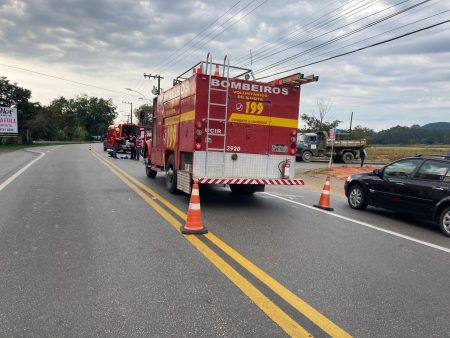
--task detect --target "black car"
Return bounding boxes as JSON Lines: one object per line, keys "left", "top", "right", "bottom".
{"left": 344, "top": 155, "right": 450, "bottom": 237}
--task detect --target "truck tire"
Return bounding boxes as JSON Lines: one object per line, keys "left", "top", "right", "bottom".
{"left": 146, "top": 164, "right": 157, "bottom": 178}
{"left": 342, "top": 152, "right": 355, "bottom": 164}
{"left": 165, "top": 154, "right": 178, "bottom": 194}
{"left": 301, "top": 151, "right": 312, "bottom": 162}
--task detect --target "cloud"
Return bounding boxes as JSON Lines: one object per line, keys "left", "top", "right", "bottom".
{"left": 0, "top": 0, "right": 448, "bottom": 129}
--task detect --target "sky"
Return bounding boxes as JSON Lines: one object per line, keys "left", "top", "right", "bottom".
{"left": 0, "top": 0, "right": 449, "bottom": 131}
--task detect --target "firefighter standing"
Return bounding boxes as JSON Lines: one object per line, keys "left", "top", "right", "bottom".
{"left": 112, "top": 128, "right": 120, "bottom": 158}
{"left": 136, "top": 135, "right": 143, "bottom": 161}
{"left": 130, "top": 134, "right": 137, "bottom": 159}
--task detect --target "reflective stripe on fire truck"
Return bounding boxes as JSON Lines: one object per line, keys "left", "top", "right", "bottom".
{"left": 228, "top": 113, "right": 297, "bottom": 128}
{"left": 180, "top": 110, "right": 195, "bottom": 122}
{"left": 197, "top": 178, "right": 304, "bottom": 185}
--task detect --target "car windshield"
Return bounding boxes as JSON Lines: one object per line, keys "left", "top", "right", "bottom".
{"left": 384, "top": 158, "right": 422, "bottom": 178}
{"left": 297, "top": 134, "right": 306, "bottom": 143}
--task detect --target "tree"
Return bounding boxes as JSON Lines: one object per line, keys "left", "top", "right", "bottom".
{"left": 350, "top": 125, "right": 376, "bottom": 140}
{"left": 299, "top": 113, "right": 341, "bottom": 132}
{"left": 46, "top": 95, "right": 117, "bottom": 141}
{"left": 134, "top": 103, "right": 152, "bottom": 127}
{"left": 316, "top": 97, "right": 332, "bottom": 130}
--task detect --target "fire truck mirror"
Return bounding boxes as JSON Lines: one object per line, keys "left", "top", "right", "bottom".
{"left": 231, "top": 153, "right": 238, "bottom": 161}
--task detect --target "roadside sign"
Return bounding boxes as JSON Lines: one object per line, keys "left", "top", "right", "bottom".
{"left": 329, "top": 128, "right": 336, "bottom": 141}
{"left": 335, "top": 128, "right": 343, "bottom": 134}
{"left": 0, "top": 107, "right": 18, "bottom": 134}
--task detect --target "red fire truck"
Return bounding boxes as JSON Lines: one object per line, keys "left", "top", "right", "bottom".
{"left": 144, "top": 54, "right": 318, "bottom": 194}
{"left": 104, "top": 123, "right": 146, "bottom": 153}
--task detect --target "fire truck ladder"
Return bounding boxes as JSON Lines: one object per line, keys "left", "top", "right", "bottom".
{"left": 204, "top": 53, "right": 230, "bottom": 177}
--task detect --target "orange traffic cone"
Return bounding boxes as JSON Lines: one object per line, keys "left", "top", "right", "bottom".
{"left": 314, "top": 176, "right": 334, "bottom": 211}
{"left": 181, "top": 180, "right": 208, "bottom": 234}
{"left": 214, "top": 64, "right": 220, "bottom": 76}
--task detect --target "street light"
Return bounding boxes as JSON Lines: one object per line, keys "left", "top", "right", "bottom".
{"left": 125, "top": 88, "right": 148, "bottom": 100}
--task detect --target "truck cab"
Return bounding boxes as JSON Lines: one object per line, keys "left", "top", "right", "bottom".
{"left": 296, "top": 132, "right": 327, "bottom": 162}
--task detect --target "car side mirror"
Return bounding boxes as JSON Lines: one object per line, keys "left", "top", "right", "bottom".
{"left": 373, "top": 168, "right": 383, "bottom": 177}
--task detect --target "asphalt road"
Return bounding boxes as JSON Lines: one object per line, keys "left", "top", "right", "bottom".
{"left": 0, "top": 144, "right": 449, "bottom": 337}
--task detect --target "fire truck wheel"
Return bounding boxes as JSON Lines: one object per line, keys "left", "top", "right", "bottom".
{"left": 146, "top": 165, "right": 157, "bottom": 178}
{"left": 165, "top": 155, "right": 178, "bottom": 194}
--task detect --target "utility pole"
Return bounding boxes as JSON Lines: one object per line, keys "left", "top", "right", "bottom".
{"left": 144, "top": 73, "right": 164, "bottom": 95}
{"left": 349, "top": 111, "right": 353, "bottom": 139}
{"left": 122, "top": 101, "right": 133, "bottom": 124}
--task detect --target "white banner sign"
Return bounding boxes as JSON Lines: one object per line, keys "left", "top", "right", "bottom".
{"left": 329, "top": 128, "right": 336, "bottom": 141}
{"left": 0, "top": 107, "right": 18, "bottom": 134}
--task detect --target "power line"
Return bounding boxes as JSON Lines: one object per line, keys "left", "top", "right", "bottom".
{"left": 254, "top": 0, "right": 431, "bottom": 75}
{"left": 156, "top": 0, "right": 265, "bottom": 75}
{"left": 234, "top": 0, "right": 373, "bottom": 65}
{"left": 166, "top": 0, "right": 267, "bottom": 72}
{"left": 0, "top": 63, "right": 138, "bottom": 97}
{"left": 150, "top": 0, "right": 243, "bottom": 72}
{"left": 256, "top": 20, "right": 450, "bottom": 80}
{"left": 256, "top": 5, "right": 447, "bottom": 78}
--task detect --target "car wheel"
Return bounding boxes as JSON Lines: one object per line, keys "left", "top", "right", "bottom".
{"left": 302, "top": 151, "right": 312, "bottom": 162}
{"left": 165, "top": 154, "right": 178, "bottom": 194}
{"left": 438, "top": 206, "right": 450, "bottom": 237}
{"left": 347, "top": 184, "right": 367, "bottom": 210}
{"left": 342, "top": 152, "right": 355, "bottom": 164}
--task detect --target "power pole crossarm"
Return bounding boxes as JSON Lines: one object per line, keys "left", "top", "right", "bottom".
{"left": 144, "top": 73, "right": 164, "bottom": 95}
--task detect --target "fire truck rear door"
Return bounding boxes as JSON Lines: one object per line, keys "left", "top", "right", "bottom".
{"left": 226, "top": 97, "right": 271, "bottom": 154}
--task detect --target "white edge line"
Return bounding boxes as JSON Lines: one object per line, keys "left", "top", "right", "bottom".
{"left": 0, "top": 150, "right": 45, "bottom": 192}
{"left": 263, "top": 192, "right": 450, "bottom": 254}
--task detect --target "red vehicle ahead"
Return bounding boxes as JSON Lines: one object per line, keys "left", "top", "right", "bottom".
{"left": 104, "top": 123, "right": 146, "bottom": 153}
{"left": 144, "top": 54, "right": 318, "bottom": 194}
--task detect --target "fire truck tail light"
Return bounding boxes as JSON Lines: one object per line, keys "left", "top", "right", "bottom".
{"left": 291, "top": 130, "right": 297, "bottom": 136}
{"left": 290, "top": 136, "right": 296, "bottom": 143}
{"left": 290, "top": 143, "right": 296, "bottom": 149}
{"left": 195, "top": 143, "right": 202, "bottom": 150}
{"left": 195, "top": 121, "right": 202, "bottom": 129}
{"left": 290, "top": 148, "right": 296, "bottom": 155}
{"left": 195, "top": 136, "right": 202, "bottom": 144}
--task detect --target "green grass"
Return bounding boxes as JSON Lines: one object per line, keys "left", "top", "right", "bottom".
{"left": 368, "top": 145, "right": 450, "bottom": 162}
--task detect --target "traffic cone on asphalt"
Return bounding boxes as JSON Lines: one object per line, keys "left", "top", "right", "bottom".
{"left": 214, "top": 64, "right": 220, "bottom": 76}
{"left": 314, "top": 176, "right": 334, "bottom": 211}
{"left": 181, "top": 180, "right": 208, "bottom": 234}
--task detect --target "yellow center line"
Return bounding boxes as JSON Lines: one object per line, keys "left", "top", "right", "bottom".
{"left": 91, "top": 149, "right": 352, "bottom": 337}
{"left": 91, "top": 151, "right": 312, "bottom": 338}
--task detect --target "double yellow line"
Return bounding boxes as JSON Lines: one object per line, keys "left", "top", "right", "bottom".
{"left": 90, "top": 149, "right": 351, "bottom": 338}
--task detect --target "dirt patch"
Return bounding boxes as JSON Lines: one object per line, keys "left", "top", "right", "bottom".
{"left": 295, "top": 165, "right": 382, "bottom": 198}
{"left": 311, "top": 165, "right": 382, "bottom": 180}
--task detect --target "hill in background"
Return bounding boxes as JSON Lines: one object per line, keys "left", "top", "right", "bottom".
{"left": 421, "top": 122, "right": 450, "bottom": 130}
